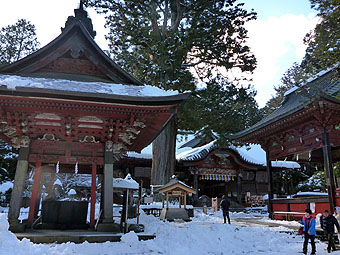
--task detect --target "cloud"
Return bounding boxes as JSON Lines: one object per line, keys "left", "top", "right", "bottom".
{"left": 245, "top": 13, "right": 318, "bottom": 107}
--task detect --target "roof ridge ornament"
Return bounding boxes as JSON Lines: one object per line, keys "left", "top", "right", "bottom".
{"left": 61, "top": 0, "right": 97, "bottom": 38}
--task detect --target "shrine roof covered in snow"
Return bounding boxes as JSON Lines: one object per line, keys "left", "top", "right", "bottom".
{"left": 176, "top": 139, "right": 300, "bottom": 169}
{"left": 232, "top": 66, "right": 340, "bottom": 140}
{"left": 0, "top": 74, "right": 189, "bottom": 105}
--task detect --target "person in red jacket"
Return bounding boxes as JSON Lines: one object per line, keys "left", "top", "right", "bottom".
{"left": 301, "top": 209, "right": 316, "bottom": 255}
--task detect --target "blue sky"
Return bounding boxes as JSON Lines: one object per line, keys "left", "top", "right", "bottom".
{"left": 242, "top": 0, "right": 315, "bottom": 19}
{"left": 0, "top": 0, "right": 318, "bottom": 107}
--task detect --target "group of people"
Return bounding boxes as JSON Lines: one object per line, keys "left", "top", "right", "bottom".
{"left": 301, "top": 208, "right": 340, "bottom": 254}
{"left": 220, "top": 194, "right": 340, "bottom": 254}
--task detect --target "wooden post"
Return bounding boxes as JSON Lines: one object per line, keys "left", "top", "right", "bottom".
{"left": 179, "top": 195, "right": 181, "bottom": 208}
{"left": 166, "top": 192, "right": 169, "bottom": 209}
{"left": 137, "top": 180, "right": 142, "bottom": 225}
{"left": 322, "top": 130, "right": 336, "bottom": 214}
{"left": 184, "top": 193, "right": 187, "bottom": 209}
{"left": 237, "top": 169, "right": 242, "bottom": 204}
{"left": 124, "top": 189, "right": 129, "bottom": 233}
{"left": 193, "top": 170, "right": 198, "bottom": 203}
{"left": 90, "top": 163, "right": 97, "bottom": 228}
{"left": 47, "top": 171, "right": 56, "bottom": 199}
{"left": 162, "top": 194, "right": 165, "bottom": 208}
{"left": 103, "top": 141, "right": 114, "bottom": 223}
{"left": 265, "top": 150, "right": 274, "bottom": 219}
{"left": 8, "top": 146, "right": 30, "bottom": 226}
{"left": 28, "top": 161, "right": 42, "bottom": 227}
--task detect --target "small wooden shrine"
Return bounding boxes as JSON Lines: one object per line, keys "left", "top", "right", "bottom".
{"left": 0, "top": 3, "right": 189, "bottom": 232}
{"left": 155, "top": 177, "right": 196, "bottom": 221}
{"left": 233, "top": 66, "right": 340, "bottom": 217}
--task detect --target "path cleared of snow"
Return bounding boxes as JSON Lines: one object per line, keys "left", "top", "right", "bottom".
{"left": 0, "top": 210, "right": 337, "bottom": 255}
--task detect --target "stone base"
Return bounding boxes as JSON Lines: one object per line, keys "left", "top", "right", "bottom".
{"left": 9, "top": 222, "right": 26, "bottom": 233}
{"left": 96, "top": 222, "right": 121, "bottom": 233}
{"left": 159, "top": 208, "right": 190, "bottom": 221}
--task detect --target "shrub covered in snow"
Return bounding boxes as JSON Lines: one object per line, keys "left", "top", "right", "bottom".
{"left": 297, "top": 171, "right": 325, "bottom": 192}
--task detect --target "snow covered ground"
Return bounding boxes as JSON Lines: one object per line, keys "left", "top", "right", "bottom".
{"left": 0, "top": 209, "right": 337, "bottom": 255}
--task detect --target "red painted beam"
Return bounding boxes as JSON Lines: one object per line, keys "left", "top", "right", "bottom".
{"left": 27, "top": 161, "right": 42, "bottom": 227}
{"left": 29, "top": 154, "right": 104, "bottom": 165}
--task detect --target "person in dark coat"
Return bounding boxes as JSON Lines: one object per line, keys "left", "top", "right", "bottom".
{"left": 220, "top": 195, "right": 231, "bottom": 224}
{"left": 320, "top": 209, "right": 340, "bottom": 253}
{"left": 301, "top": 209, "right": 316, "bottom": 255}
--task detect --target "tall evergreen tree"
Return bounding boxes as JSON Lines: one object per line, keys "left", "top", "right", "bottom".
{"left": 301, "top": 0, "right": 340, "bottom": 75}
{"left": 0, "top": 19, "right": 39, "bottom": 183}
{"left": 86, "top": 0, "right": 259, "bottom": 184}
{"left": 0, "top": 140, "right": 18, "bottom": 182}
{"left": 0, "top": 19, "right": 40, "bottom": 65}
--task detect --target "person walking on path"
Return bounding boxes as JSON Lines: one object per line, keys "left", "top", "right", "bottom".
{"left": 301, "top": 208, "right": 316, "bottom": 255}
{"left": 320, "top": 209, "right": 340, "bottom": 253}
{"left": 220, "top": 195, "right": 231, "bottom": 224}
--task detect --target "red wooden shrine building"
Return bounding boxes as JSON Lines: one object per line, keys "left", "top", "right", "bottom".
{"left": 233, "top": 66, "right": 340, "bottom": 218}
{"left": 0, "top": 4, "right": 189, "bottom": 231}
{"left": 175, "top": 139, "right": 300, "bottom": 205}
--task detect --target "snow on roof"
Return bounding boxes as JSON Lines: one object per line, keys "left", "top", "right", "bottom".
{"left": 292, "top": 191, "right": 328, "bottom": 197}
{"left": 127, "top": 144, "right": 153, "bottom": 159}
{"left": 176, "top": 140, "right": 216, "bottom": 161}
{"left": 113, "top": 174, "right": 139, "bottom": 190}
{"left": 305, "top": 64, "right": 338, "bottom": 83}
{"left": 232, "top": 144, "right": 300, "bottom": 169}
{"left": 176, "top": 141, "right": 300, "bottom": 169}
{"left": 0, "top": 181, "right": 13, "bottom": 193}
{"left": 0, "top": 74, "right": 180, "bottom": 97}
{"left": 283, "top": 86, "right": 299, "bottom": 97}
{"left": 125, "top": 132, "right": 300, "bottom": 169}
{"left": 126, "top": 133, "right": 196, "bottom": 160}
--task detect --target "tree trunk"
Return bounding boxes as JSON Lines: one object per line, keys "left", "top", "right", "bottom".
{"left": 151, "top": 118, "right": 176, "bottom": 185}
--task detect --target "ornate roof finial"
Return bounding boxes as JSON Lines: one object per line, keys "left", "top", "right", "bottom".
{"left": 61, "top": 0, "right": 97, "bottom": 38}
{"left": 79, "top": 0, "right": 84, "bottom": 10}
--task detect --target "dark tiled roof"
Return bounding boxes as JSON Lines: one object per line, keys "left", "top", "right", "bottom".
{"left": 233, "top": 67, "right": 340, "bottom": 139}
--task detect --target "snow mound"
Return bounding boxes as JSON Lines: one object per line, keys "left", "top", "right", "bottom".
{"left": 113, "top": 174, "right": 139, "bottom": 190}
{"left": 68, "top": 189, "right": 77, "bottom": 196}
{"left": 0, "top": 213, "right": 23, "bottom": 249}
{"left": 120, "top": 231, "right": 139, "bottom": 245}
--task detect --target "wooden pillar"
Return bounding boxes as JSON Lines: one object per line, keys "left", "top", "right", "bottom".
{"left": 193, "top": 169, "right": 199, "bottom": 203}
{"left": 47, "top": 171, "right": 56, "bottom": 199}
{"left": 162, "top": 194, "right": 165, "bottom": 208}
{"left": 224, "top": 181, "right": 229, "bottom": 197}
{"left": 8, "top": 146, "right": 30, "bottom": 226}
{"left": 265, "top": 150, "right": 274, "bottom": 219}
{"left": 184, "top": 194, "right": 187, "bottom": 209}
{"left": 322, "top": 130, "right": 336, "bottom": 214}
{"left": 179, "top": 195, "right": 181, "bottom": 208}
{"left": 237, "top": 170, "right": 242, "bottom": 204}
{"left": 124, "top": 189, "right": 129, "bottom": 233}
{"left": 90, "top": 163, "right": 97, "bottom": 228}
{"left": 103, "top": 141, "right": 114, "bottom": 223}
{"left": 98, "top": 174, "right": 104, "bottom": 218}
{"left": 28, "top": 161, "right": 42, "bottom": 227}
{"left": 166, "top": 192, "right": 169, "bottom": 209}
